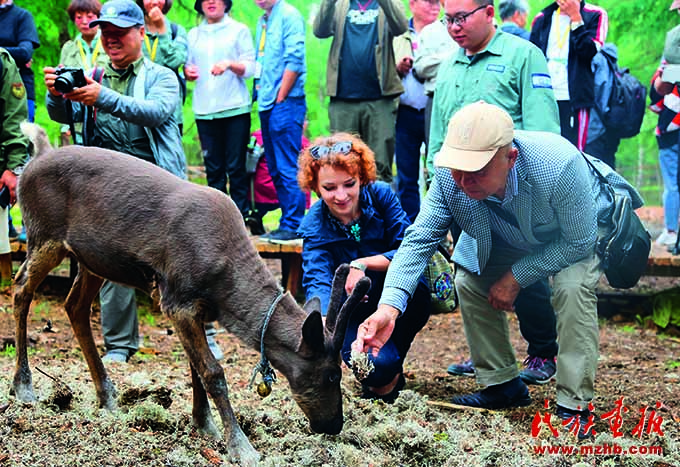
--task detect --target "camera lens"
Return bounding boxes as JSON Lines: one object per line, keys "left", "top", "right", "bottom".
{"left": 54, "top": 74, "right": 75, "bottom": 94}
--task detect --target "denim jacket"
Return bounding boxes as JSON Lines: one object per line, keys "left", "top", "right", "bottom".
{"left": 297, "top": 181, "right": 413, "bottom": 313}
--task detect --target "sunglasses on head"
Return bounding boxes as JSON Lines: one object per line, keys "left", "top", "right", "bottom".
{"left": 309, "top": 141, "right": 353, "bottom": 160}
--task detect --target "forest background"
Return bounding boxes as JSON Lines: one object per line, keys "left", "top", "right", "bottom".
{"left": 22, "top": 0, "right": 679, "bottom": 204}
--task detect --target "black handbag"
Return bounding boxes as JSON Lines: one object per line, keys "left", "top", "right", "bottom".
{"left": 582, "top": 154, "right": 651, "bottom": 289}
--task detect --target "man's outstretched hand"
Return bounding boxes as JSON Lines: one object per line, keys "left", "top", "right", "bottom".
{"left": 352, "top": 304, "right": 400, "bottom": 357}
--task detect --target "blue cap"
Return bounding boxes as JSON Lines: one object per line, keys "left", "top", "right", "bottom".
{"left": 90, "top": 0, "right": 144, "bottom": 28}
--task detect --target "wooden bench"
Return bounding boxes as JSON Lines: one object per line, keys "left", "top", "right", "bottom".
{"left": 1, "top": 237, "right": 303, "bottom": 297}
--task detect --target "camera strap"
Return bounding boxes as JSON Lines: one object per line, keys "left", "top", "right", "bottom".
{"left": 83, "top": 66, "right": 106, "bottom": 146}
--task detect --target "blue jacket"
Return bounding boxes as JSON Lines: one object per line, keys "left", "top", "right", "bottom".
{"left": 298, "top": 181, "right": 413, "bottom": 313}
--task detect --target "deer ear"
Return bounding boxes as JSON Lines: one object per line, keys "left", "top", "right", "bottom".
{"left": 299, "top": 309, "right": 326, "bottom": 356}
{"left": 303, "top": 296, "right": 321, "bottom": 315}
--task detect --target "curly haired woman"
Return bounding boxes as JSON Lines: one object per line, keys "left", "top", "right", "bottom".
{"left": 297, "top": 132, "right": 431, "bottom": 403}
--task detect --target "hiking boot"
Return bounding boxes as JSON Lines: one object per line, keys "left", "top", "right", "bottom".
{"left": 266, "top": 228, "right": 300, "bottom": 244}
{"left": 655, "top": 229, "right": 677, "bottom": 247}
{"left": 556, "top": 405, "right": 594, "bottom": 440}
{"left": 447, "top": 359, "right": 475, "bottom": 377}
{"left": 520, "top": 356, "right": 556, "bottom": 385}
{"left": 450, "top": 377, "right": 531, "bottom": 409}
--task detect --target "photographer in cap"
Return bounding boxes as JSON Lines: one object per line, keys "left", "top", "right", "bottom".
{"left": 42, "top": 0, "right": 195, "bottom": 363}
{"left": 353, "top": 101, "right": 642, "bottom": 438}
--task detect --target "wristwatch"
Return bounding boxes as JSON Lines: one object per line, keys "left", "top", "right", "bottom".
{"left": 349, "top": 260, "right": 367, "bottom": 272}
{"left": 570, "top": 20, "right": 584, "bottom": 31}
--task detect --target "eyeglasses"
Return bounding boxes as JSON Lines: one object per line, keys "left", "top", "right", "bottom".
{"left": 309, "top": 141, "right": 352, "bottom": 160}
{"left": 445, "top": 4, "right": 487, "bottom": 27}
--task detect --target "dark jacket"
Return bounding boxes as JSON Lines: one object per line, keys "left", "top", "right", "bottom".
{"left": 297, "top": 181, "right": 415, "bottom": 313}
{"left": 530, "top": 1, "right": 608, "bottom": 109}
{"left": 0, "top": 4, "right": 39, "bottom": 100}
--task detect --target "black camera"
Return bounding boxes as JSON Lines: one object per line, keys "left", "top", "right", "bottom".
{"left": 54, "top": 67, "right": 87, "bottom": 94}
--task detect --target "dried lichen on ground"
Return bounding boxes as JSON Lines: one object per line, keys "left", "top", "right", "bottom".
{"left": 349, "top": 348, "right": 375, "bottom": 381}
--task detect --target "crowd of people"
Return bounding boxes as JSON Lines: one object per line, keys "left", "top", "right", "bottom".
{"left": 0, "top": 0, "right": 677, "bottom": 441}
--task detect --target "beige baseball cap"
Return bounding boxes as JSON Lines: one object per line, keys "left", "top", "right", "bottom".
{"left": 434, "top": 101, "right": 514, "bottom": 172}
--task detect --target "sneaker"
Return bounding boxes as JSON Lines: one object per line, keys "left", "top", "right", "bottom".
{"left": 450, "top": 377, "right": 531, "bottom": 409}
{"left": 520, "top": 356, "right": 556, "bottom": 385}
{"left": 102, "top": 349, "right": 129, "bottom": 363}
{"left": 266, "top": 228, "right": 300, "bottom": 244}
{"left": 655, "top": 229, "right": 677, "bottom": 246}
{"left": 556, "top": 405, "right": 594, "bottom": 440}
{"left": 447, "top": 359, "right": 475, "bottom": 377}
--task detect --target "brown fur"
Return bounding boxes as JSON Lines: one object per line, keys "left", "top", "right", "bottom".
{"left": 11, "top": 128, "right": 370, "bottom": 465}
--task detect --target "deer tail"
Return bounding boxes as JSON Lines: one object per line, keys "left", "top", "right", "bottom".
{"left": 20, "top": 122, "right": 53, "bottom": 158}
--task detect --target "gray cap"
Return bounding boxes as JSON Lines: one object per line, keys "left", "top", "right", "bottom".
{"left": 90, "top": 0, "right": 144, "bottom": 28}
{"left": 663, "top": 25, "right": 680, "bottom": 83}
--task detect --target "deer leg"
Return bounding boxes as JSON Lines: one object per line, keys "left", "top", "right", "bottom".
{"left": 190, "top": 363, "right": 220, "bottom": 438}
{"left": 12, "top": 244, "right": 67, "bottom": 402}
{"left": 63, "top": 268, "right": 114, "bottom": 410}
{"left": 171, "top": 312, "right": 260, "bottom": 467}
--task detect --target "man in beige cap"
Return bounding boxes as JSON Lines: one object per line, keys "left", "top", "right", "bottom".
{"left": 352, "top": 101, "right": 642, "bottom": 438}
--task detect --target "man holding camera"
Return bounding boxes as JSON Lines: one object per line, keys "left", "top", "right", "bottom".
{"left": 44, "top": 0, "right": 187, "bottom": 363}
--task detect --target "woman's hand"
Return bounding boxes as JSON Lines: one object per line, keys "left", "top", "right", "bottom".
{"left": 184, "top": 64, "right": 199, "bottom": 81}
{"left": 345, "top": 266, "right": 367, "bottom": 299}
{"left": 211, "top": 60, "right": 232, "bottom": 76}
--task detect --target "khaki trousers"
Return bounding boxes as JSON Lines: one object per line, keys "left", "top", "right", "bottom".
{"left": 455, "top": 245, "right": 602, "bottom": 411}
{"left": 329, "top": 97, "right": 398, "bottom": 183}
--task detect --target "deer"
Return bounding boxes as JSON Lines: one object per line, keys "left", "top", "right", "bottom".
{"left": 11, "top": 124, "right": 371, "bottom": 466}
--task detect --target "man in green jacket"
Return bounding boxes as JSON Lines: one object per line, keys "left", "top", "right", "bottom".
{"left": 313, "top": 0, "right": 408, "bottom": 183}
{"left": 427, "top": 0, "right": 560, "bottom": 179}
{"left": 0, "top": 47, "right": 29, "bottom": 257}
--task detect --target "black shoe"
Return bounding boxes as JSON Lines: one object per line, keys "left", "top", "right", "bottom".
{"left": 244, "top": 216, "right": 265, "bottom": 236}
{"left": 447, "top": 359, "right": 475, "bottom": 377}
{"left": 361, "top": 373, "right": 406, "bottom": 404}
{"left": 450, "top": 377, "right": 531, "bottom": 409}
{"left": 556, "top": 405, "right": 594, "bottom": 440}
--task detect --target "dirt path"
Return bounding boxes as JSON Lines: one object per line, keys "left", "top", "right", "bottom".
{"left": 0, "top": 284, "right": 678, "bottom": 466}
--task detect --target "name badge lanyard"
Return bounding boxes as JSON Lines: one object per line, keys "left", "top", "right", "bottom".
{"left": 144, "top": 35, "right": 159, "bottom": 62}
{"left": 77, "top": 36, "right": 102, "bottom": 69}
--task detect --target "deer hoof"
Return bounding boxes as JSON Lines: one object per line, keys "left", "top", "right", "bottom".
{"left": 228, "top": 440, "right": 260, "bottom": 467}
{"left": 11, "top": 383, "right": 36, "bottom": 403}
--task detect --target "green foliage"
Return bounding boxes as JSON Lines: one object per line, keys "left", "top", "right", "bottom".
{"left": 0, "top": 344, "right": 16, "bottom": 358}
{"left": 18, "top": 0, "right": 678, "bottom": 195}
{"left": 652, "top": 289, "right": 680, "bottom": 329}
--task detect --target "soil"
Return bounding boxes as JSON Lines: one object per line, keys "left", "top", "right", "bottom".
{"left": 0, "top": 209, "right": 678, "bottom": 466}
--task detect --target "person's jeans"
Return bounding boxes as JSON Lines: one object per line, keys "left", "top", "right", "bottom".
{"left": 341, "top": 273, "right": 431, "bottom": 388}
{"left": 196, "top": 113, "right": 251, "bottom": 216}
{"left": 515, "top": 278, "right": 558, "bottom": 358}
{"left": 259, "top": 98, "right": 306, "bottom": 231}
{"left": 395, "top": 105, "right": 426, "bottom": 223}
{"left": 659, "top": 143, "right": 680, "bottom": 232}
